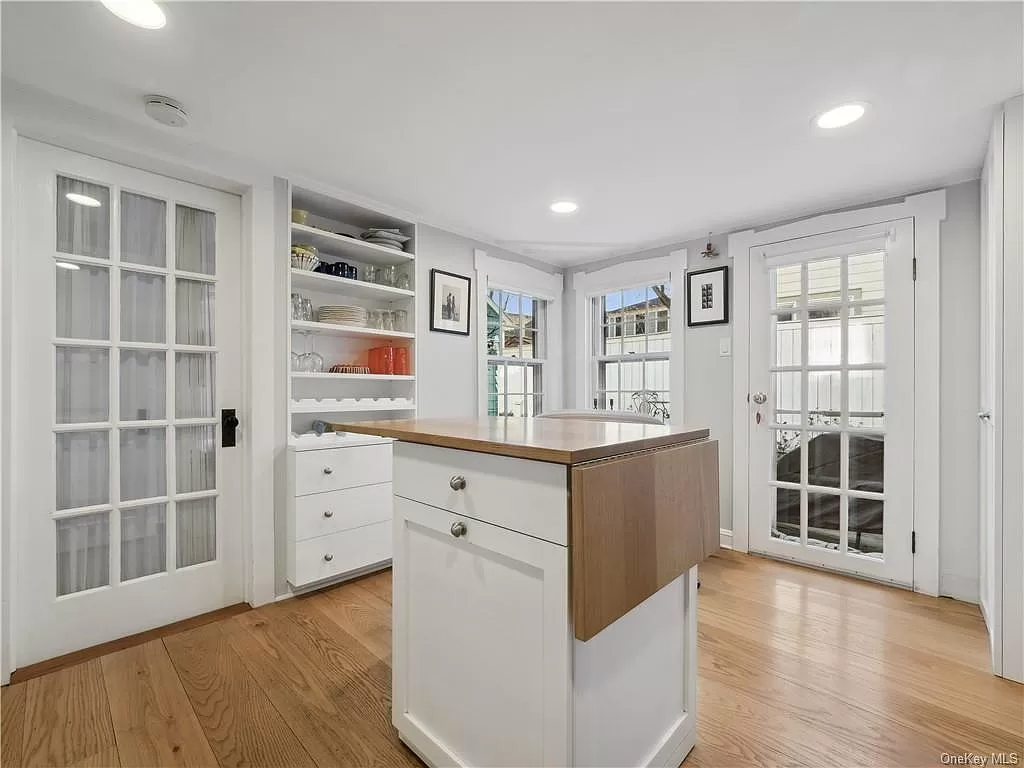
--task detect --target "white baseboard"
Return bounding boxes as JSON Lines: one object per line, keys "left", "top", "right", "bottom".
{"left": 939, "top": 573, "right": 980, "bottom": 605}
{"left": 720, "top": 529, "right": 733, "bottom": 549}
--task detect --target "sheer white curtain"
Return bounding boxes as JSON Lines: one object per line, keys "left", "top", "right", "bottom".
{"left": 121, "top": 504, "right": 166, "bottom": 580}
{"left": 121, "top": 271, "right": 165, "bottom": 343}
{"left": 57, "top": 347, "right": 109, "bottom": 423}
{"left": 56, "top": 513, "right": 109, "bottom": 596}
{"left": 175, "top": 205, "right": 215, "bottom": 274}
{"left": 121, "top": 192, "right": 165, "bottom": 267}
{"left": 120, "top": 428, "right": 166, "bottom": 502}
{"left": 176, "top": 353, "right": 215, "bottom": 418}
{"left": 120, "top": 350, "right": 165, "bottom": 421}
{"left": 57, "top": 177, "right": 110, "bottom": 259}
{"left": 177, "top": 498, "right": 216, "bottom": 567}
{"left": 56, "top": 432, "right": 109, "bottom": 511}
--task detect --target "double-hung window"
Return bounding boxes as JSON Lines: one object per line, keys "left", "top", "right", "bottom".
{"left": 486, "top": 289, "right": 548, "bottom": 416}
{"left": 591, "top": 284, "right": 672, "bottom": 422}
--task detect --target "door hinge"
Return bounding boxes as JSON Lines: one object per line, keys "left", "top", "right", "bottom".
{"left": 912, "top": 257, "right": 918, "bottom": 281}
{"left": 911, "top": 530, "right": 916, "bottom": 554}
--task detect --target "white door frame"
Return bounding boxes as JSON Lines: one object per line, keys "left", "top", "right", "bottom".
{"left": 729, "top": 190, "right": 946, "bottom": 596}
{"left": 1, "top": 85, "right": 279, "bottom": 682}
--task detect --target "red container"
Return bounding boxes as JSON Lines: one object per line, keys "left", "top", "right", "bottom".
{"left": 368, "top": 347, "right": 382, "bottom": 374}
{"left": 394, "top": 347, "right": 410, "bottom": 376}
{"left": 381, "top": 344, "right": 395, "bottom": 375}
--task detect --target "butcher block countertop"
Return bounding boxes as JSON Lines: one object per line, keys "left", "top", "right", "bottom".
{"left": 332, "top": 417, "right": 710, "bottom": 465}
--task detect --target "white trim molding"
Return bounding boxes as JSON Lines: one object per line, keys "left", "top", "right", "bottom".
{"left": 569, "top": 250, "right": 687, "bottom": 422}
{"left": 729, "top": 190, "right": 946, "bottom": 597}
{"left": 474, "top": 249, "right": 564, "bottom": 416}
{"left": 719, "top": 529, "right": 733, "bottom": 550}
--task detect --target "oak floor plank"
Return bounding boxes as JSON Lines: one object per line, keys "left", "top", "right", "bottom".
{"left": 100, "top": 639, "right": 216, "bottom": 767}
{"left": 20, "top": 659, "right": 119, "bottom": 768}
{"left": 222, "top": 604, "right": 416, "bottom": 767}
{"left": 1, "top": 680, "right": 27, "bottom": 768}
{"left": 355, "top": 569, "right": 393, "bottom": 605}
{"left": 163, "top": 623, "right": 315, "bottom": 768}
{"left": 311, "top": 582, "right": 392, "bottom": 663}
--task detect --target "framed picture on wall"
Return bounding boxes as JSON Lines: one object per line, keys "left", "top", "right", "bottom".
{"left": 430, "top": 268, "right": 472, "bottom": 335}
{"left": 686, "top": 265, "right": 729, "bottom": 327}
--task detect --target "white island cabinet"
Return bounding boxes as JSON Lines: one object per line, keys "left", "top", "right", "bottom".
{"left": 337, "top": 417, "right": 721, "bottom": 768}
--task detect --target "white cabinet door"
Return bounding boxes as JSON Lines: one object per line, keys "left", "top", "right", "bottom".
{"left": 392, "top": 497, "right": 570, "bottom": 767}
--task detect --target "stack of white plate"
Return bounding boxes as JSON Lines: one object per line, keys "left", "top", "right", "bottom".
{"left": 318, "top": 305, "right": 367, "bottom": 327}
{"left": 361, "top": 228, "right": 411, "bottom": 251}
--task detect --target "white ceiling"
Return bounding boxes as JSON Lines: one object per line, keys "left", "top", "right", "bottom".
{"left": 3, "top": 2, "right": 1021, "bottom": 266}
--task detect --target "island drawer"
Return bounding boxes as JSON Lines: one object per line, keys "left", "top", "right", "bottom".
{"left": 293, "top": 443, "right": 393, "bottom": 496}
{"left": 393, "top": 442, "right": 567, "bottom": 545}
{"left": 293, "top": 483, "right": 393, "bottom": 541}
{"left": 288, "top": 520, "right": 392, "bottom": 587}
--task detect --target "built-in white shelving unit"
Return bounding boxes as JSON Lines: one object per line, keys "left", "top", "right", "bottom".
{"left": 280, "top": 179, "right": 418, "bottom": 589}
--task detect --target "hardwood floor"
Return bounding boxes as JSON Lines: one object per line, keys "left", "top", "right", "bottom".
{"left": 2, "top": 551, "right": 1021, "bottom": 767}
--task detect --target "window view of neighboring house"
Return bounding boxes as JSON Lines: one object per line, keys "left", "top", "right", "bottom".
{"left": 486, "top": 289, "right": 547, "bottom": 416}
{"left": 591, "top": 284, "right": 671, "bottom": 422}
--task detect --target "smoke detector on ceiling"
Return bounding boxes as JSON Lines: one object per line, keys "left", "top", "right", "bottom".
{"left": 144, "top": 95, "right": 189, "bottom": 128}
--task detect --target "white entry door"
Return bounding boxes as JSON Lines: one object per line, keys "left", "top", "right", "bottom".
{"left": 13, "top": 138, "right": 244, "bottom": 667}
{"left": 747, "top": 220, "right": 915, "bottom": 586}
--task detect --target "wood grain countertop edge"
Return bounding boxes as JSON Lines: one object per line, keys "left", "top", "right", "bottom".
{"left": 332, "top": 421, "right": 711, "bottom": 465}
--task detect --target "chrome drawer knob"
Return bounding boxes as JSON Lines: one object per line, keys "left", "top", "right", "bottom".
{"left": 323, "top": 510, "right": 334, "bottom": 518}
{"left": 322, "top": 466, "right": 334, "bottom": 475}
{"left": 450, "top": 521, "right": 467, "bottom": 538}
{"left": 323, "top": 553, "right": 334, "bottom": 562}
{"left": 449, "top": 474, "right": 467, "bottom": 491}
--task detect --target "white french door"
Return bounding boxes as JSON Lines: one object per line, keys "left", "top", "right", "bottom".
{"left": 747, "top": 220, "right": 915, "bottom": 586}
{"left": 13, "top": 139, "right": 244, "bottom": 667}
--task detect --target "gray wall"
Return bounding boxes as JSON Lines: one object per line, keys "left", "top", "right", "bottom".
{"left": 939, "top": 180, "right": 981, "bottom": 601}
{"left": 562, "top": 235, "right": 735, "bottom": 533}
{"left": 562, "top": 182, "right": 982, "bottom": 602}
{"left": 415, "top": 225, "right": 558, "bottom": 418}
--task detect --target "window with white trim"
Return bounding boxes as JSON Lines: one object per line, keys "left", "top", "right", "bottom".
{"left": 591, "top": 283, "right": 672, "bottom": 422}
{"left": 486, "top": 289, "right": 548, "bottom": 416}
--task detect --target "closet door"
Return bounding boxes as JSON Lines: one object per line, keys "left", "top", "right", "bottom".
{"left": 13, "top": 138, "right": 244, "bottom": 667}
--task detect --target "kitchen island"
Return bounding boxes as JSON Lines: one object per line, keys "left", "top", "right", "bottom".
{"left": 334, "top": 417, "right": 720, "bottom": 768}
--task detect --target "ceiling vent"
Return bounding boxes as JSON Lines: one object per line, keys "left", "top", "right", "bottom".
{"left": 143, "top": 95, "right": 188, "bottom": 127}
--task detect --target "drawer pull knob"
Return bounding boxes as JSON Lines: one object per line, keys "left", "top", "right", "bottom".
{"left": 323, "top": 510, "right": 334, "bottom": 518}
{"left": 449, "top": 475, "right": 467, "bottom": 491}
{"left": 322, "top": 466, "right": 334, "bottom": 476}
{"left": 323, "top": 553, "right": 334, "bottom": 562}
{"left": 450, "top": 521, "right": 467, "bottom": 538}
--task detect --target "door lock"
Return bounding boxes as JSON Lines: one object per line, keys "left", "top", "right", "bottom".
{"left": 751, "top": 392, "right": 768, "bottom": 405}
{"left": 221, "top": 408, "right": 239, "bottom": 448}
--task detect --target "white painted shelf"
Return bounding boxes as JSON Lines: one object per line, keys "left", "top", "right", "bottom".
{"left": 291, "top": 372, "right": 415, "bottom": 381}
{"left": 292, "top": 223, "right": 415, "bottom": 266}
{"left": 290, "top": 398, "right": 416, "bottom": 414}
{"left": 291, "top": 320, "right": 416, "bottom": 341}
{"left": 290, "top": 268, "right": 414, "bottom": 300}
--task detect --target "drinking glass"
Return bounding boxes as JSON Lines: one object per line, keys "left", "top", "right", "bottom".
{"left": 395, "top": 272, "right": 411, "bottom": 291}
{"left": 291, "top": 293, "right": 304, "bottom": 321}
{"left": 367, "top": 309, "right": 382, "bottom": 329}
{"left": 393, "top": 310, "right": 408, "bottom": 332}
{"left": 302, "top": 298, "right": 314, "bottom": 322}
{"left": 364, "top": 266, "right": 380, "bottom": 284}
{"left": 381, "top": 310, "right": 395, "bottom": 332}
{"left": 380, "top": 265, "right": 398, "bottom": 287}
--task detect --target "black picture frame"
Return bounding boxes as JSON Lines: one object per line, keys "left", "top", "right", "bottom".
{"left": 686, "top": 265, "right": 730, "bottom": 327}
{"left": 429, "top": 268, "right": 472, "bottom": 336}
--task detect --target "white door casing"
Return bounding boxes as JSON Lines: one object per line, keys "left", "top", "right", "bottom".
{"left": 746, "top": 221, "right": 915, "bottom": 585}
{"left": 730, "top": 190, "right": 945, "bottom": 596}
{"left": 12, "top": 138, "right": 244, "bottom": 667}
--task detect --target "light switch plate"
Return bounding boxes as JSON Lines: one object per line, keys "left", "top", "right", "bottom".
{"left": 719, "top": 337, "right": 732, "bottom": 357}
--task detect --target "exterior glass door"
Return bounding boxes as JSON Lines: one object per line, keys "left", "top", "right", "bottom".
{"left": 748, "top": 221, "right": 915, "bottom": 585}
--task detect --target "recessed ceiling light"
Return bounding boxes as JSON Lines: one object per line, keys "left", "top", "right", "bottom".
{"left": 815, "top": 103, "right": 867, "bottom": 130}
{"left": 550, "top": 201, "right": 578, "bottom": 214}
{"left": 65, "top": 192, "right": 102, "bottom": 207}
{"left": 101, "top": 0, "right": 166, "bottom": 30}
{"left": 56, "top": 261, "right": 81, "bottom": 271}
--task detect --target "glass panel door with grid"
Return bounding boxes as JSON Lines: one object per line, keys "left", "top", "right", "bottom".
{"left": 14, "top": 139, "right": 243, "bottom": 667}
{"left": 747, "top": 221, "right": 915, "bottom": 586}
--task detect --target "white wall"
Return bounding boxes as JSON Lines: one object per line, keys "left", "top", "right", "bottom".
{"left": 415, "top": 225, "right": 559, "bottom": 418}
{"left": 939, "top": 180, "right": 982, "bottom": 601}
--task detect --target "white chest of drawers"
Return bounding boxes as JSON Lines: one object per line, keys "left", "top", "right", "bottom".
{"left": 286, "top": 439, "right": 394, "bottom": 587}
